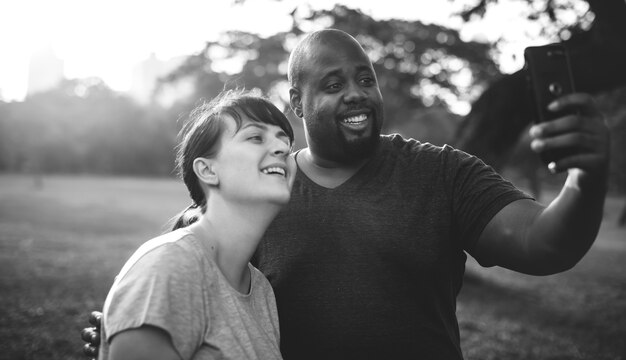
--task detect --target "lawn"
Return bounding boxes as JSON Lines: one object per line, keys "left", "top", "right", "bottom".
{"left": 458, "top": 190, "right": 626, "bottom": 360}
{"left": 0, "top": 174, "right": 624, "bottom": 360}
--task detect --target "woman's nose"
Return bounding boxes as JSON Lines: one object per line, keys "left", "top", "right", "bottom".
{"left": 270, "top": 137, "right": 290, "bottom": 156}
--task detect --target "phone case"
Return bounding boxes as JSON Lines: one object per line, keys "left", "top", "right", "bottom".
{"left": 524, "top": 44, "right": 577, "bottom": 164}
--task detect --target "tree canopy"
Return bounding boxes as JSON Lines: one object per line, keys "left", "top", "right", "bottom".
{"left": 456, "top": 0, "right": 626, "bottom": 163}
{"left": 1, "top": 0, "right": 624, "bottom": 197}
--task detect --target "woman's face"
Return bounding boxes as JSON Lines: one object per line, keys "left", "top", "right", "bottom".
{"left": 210, "top": 114, "right": 296, "bottom": 205}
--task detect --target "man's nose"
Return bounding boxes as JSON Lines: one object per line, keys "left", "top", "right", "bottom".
{"left": 344, "top": 81, "right": 367, "bottom": 103}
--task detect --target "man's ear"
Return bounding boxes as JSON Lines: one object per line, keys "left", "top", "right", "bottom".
{"left": 289, "top": 87, "right": 303, "bottom": 118}
{"left": 193, "top": 158, "right": 219, "bottom": 186}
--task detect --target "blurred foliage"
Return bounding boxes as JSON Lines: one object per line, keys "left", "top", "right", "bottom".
{"left": 0, "top": 1, "right": 624, "bottom": 197}
{"left": 456, "top": 0, "right": 595, "bottom": 37}
{"left": 454, "top": 0, "right": 626, "bottom": 199}
{"left": 0, "top": 79, "right": 178, "bottom": 175}
{"left": 2, "top": 4, "right": 499, "bottom": 176}
{"left": 164, "top": 4, "right": 499, "bottom": 132}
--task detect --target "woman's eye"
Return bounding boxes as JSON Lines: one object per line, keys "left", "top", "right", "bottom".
{"left": 248, "top": 135, "right": 263, "bottom": 142}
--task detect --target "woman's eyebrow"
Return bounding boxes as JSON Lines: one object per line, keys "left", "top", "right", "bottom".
{"left": 241, "top": 122, "right": 290, "bottom": 141}
{"left": 241, "top": 123, "right": 267, "bottom": 131}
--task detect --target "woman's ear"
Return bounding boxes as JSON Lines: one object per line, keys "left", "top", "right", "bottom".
{"left": 193, "top": 158, "right": 219, "bottom": 186}
{"left": 289, "top": 87, "right": 303, "bottom": 118}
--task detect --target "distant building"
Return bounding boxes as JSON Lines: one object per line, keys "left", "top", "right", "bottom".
{"left": 27, "top": 47, "right": 64, "bottom": 96}
{"left": 130, "top": 53, "right": 193, "bottom": 106}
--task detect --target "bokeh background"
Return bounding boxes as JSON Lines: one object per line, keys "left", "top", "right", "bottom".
{"left": 1, "top": 1, "right": 625, "bottom": 359}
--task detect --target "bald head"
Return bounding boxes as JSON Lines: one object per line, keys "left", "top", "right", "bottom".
{"left": 287, "top": 29, "right": 369, "bottom": 89}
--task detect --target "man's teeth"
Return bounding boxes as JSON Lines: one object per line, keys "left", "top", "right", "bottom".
{"left": 262, "top": 167, "right": 286, "bottom": 176}
{"left": 344, "top": 114, "right": 367, "bottom": 124}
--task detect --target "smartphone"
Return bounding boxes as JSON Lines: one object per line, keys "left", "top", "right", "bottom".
{"left": 524, "top": 43, "right": 576, "bottom": 165}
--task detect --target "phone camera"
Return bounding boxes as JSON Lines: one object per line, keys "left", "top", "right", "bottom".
{"left": 549, "top": 82, "right": 563, "bottom": 96}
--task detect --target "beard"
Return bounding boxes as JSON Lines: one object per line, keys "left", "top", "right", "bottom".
{"left": 339, "top": 126, "right": 380, "bottom": 162}
{"left": 304, "top": 115, "right": 382, "bottom": 165}
{"left": 303, "top": 97, "right": 384, "bottom": 164}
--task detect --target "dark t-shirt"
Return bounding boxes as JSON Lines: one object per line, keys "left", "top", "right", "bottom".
{"left": 254, "top": 135, "right": 532, "bottom": 359}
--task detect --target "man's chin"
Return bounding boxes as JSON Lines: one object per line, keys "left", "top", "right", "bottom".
{"left": 343, "top": 134, "right": 379, "bottom": 161}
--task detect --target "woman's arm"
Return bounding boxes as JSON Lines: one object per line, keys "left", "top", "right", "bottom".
{"left": 109, "top": 325, "right": 182, "bottom": 360}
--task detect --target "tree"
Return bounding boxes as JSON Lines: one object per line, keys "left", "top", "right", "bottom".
{"left": 453, "top": 0, "right": 626, "bottom": 222}
{"left": 455, "top": 0, "right": 626, "bottom": 174}
{"left": 161, "top": 4, "right": 498, "bottom": 142}
{"left": 162, "top": 2, "right": 624, "bottom": 194}
{"left": 0, "top": 79, "right": 177, "bottom": 175}
{"left": 291, "top": 5, "right": 499, "bottom": 133}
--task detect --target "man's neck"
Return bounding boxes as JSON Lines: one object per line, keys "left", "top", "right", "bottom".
{"left": 296, "top": 148, "right": 369, "bottom": 189}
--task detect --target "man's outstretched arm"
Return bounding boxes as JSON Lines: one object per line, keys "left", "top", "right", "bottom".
{"left": 473, "top": 93, "right": 610, "bottom": 275}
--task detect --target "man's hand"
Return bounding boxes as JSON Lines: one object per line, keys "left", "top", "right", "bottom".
{"left": 529, "top": 92, "right": 610, "bottom": 181}
{"left": 81, "top": 311, "right": 102, "bottom": 359}
{"left": 475, "top": 92, "right": 610, "bottom": 275}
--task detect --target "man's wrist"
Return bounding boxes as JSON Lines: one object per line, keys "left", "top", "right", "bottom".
{"left": 565, "top": 168, "right": 608, "bottom": 196}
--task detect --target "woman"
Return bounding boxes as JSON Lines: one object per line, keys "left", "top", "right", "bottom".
{"left": 98, "top": 89, "right": 295, "bottom": 360}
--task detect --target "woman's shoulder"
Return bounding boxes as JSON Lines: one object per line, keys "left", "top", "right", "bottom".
{"left": 117, "top": 229, "right": 201, "bottom": 280}
{"left": 135, "top": 229, "right": 195, "bottom": 259}
{"left": 249, "top": 264, "right": 269, "bottom": 285}
{"left": 249, "top": 264, "right": 275, "bottom": 295}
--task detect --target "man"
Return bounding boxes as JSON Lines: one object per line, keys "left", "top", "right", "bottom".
{"left": 84, "top": 29, "right": 609, "bottom": 359}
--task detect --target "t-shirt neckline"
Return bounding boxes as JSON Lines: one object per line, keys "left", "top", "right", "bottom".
{"left": 178, "top": 227, "right": 256, "bottom": 298}
{"left": 293, "top": 145, "right": 381, "bottom": 192}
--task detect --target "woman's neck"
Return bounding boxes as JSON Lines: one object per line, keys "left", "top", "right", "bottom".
{"left": 189, "top": 199, "right": 280, "bottom": 294}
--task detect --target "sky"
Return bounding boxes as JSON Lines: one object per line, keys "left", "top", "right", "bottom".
{"left": 0, "top": 0, "right": 547, "bottom": 102}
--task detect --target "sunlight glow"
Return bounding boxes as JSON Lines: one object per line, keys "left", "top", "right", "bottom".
{"left": 1, "top": 0, "right": 552, "bottom": 102}
{"left": 0, "top": 0, "right": 293, "bottom": 101}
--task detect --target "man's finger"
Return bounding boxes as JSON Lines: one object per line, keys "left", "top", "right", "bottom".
{"left": 90, "top": 331, "right": 101, "bottom": 346}
{"left": 81, "top": 327, "right": 96, "bottom": 342}
{"left": 549, "top": 92, "right": 599, "bottom": 116}
{"left": 89, "top": 311, "right": 102, "bottom": 327}
{"left": 529, "top": 114, "right": 580, "bottom": 139}
{"left": 83, "top": 343, "right": 98, "bottom": 357}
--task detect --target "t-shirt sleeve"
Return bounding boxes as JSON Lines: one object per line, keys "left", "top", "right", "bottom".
{"left": 443, "top": 145, "right": 533, "bottom": 254}
{"left": 103, "top": 242, "right": 207, "bottom": 359}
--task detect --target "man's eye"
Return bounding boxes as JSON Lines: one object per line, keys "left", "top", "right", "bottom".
{"left": 360, "top": 77, "right": 374, "bottom": 86}
{"left": 248, "top": 135, "right": 263, "bottom": 142}
{"left": 326, "top": 83, "right": 342, "bottom": 91}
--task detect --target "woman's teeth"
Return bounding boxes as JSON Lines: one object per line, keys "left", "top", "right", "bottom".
{"left": 262, "top": 167, "right": 286, "bottom": 176}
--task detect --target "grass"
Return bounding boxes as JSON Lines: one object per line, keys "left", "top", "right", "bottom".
{"left": 0, "top": 174, "right": 624, "bottom": 360}
{"left": 0, "top": 174, "right": 189, "bottom": 360}
{"left": 458, "top": 193, "right": 626, "bottom": 359}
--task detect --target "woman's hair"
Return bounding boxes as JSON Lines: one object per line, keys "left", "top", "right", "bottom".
{"left": 171, "top": 89, "right": 294, "bottom": 230}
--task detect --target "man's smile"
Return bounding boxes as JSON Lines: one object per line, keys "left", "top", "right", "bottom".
{"left": 341, "top": 113, "right": 370, "bottom": 131}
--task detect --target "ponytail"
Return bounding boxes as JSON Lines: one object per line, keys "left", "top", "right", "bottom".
{"left": 171, "top": 203, "right": 204, "bottom": 231}
{"left": 168, "top": 89, "right": 294, "bottom": 233}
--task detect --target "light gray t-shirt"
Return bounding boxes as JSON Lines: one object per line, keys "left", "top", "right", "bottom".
{"left": 99, "top": 228, "right": 282, "bottom": 360}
